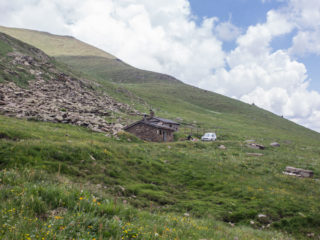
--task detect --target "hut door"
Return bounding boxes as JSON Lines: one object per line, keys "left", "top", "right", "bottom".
{"left": 163, "top": 131, "right": 167, "bottom": 142}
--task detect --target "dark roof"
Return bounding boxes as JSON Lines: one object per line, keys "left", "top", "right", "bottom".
{"left": 149, "top": 117, "right": 180, "bottom": 125}
{"left": 124, "top": 120, "right": 176, "bottom": 131}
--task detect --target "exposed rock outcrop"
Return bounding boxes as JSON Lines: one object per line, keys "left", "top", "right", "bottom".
{"left": 0, "top": 49, "right": 138, "bottom": 133}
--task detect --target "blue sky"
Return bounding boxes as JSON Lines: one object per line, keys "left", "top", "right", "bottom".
{"left": 189, "top": 0, "right": 320, "bottom": 93}
{"left": 189, "top": 0, "right": 284, "bottom": 28}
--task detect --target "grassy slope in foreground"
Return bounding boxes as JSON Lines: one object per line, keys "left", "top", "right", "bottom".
{"left": 0, "top": 115, "right": 293, "bottom": 240}
{"left": 1, "top": 115, "right": 320, "bottom": 239}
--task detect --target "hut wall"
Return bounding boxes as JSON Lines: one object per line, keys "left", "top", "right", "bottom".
{"left": 126, "top": 123, "right": 174, "bottom": 142}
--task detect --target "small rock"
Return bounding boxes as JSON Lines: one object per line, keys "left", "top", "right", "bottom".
{"left": 258, "top": 214, "right": 267, "bottom": 218}
{"left": 50, "top": 207, "right": 67, "bottom": 217}
{"left": 246, "top": 153, "right": 264, "bottom": 157}
{"left": 119, "top": 185, "right": 125, "bottom": 192}
{"left": 184, "top": 213, "right": 190, "bottom": 217}
{"left": 91, "top": 127, "right": 104, "bottom": 133}
{"left": 250, "top": 220, "right": 255, "bottom": 225}
{"left": 113, "top": 123, "right": 123, "bottom": 129}
{"left": 55, "top": 115, "right": 63, "bottom": 122}
{"left": 228, "top": 222, "right": 235, "bottom": 227}
{"left": 246, "top": 143, "right": 265, "bottom": 150}
{"left": 270, "top": 142, "right": 280, "bottom": 147}
{"left": 307, "top": 233, "right": 314, "bottom": 237}
{"left": 219, "top": 145, "right": 226, "bottom": 150}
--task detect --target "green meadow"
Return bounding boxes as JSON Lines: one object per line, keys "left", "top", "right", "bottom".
{"left": 0, "top": 115, "right": 319, "bottom": 239}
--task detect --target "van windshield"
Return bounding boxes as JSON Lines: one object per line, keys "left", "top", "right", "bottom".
{"left": 204, "top": 133, "right": 213, "bottom": 137}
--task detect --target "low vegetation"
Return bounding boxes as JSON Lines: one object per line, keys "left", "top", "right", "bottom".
{"left": 1, "top": 116, "right": 320, "bottom": 239}
{"left": 1, "top": 167, "right": 292, "bottom": 240}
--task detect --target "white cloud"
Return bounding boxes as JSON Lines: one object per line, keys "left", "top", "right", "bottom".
{"left": 0, "top": 0, "right": 320, "bottom": 132}
{"left": 287, "top": 0, "right": 320, "bottom": 56}
{"left": 199, "top": 7, "right": 320, "bottom": 132}
{"left": 214, "top": 21, "right": 242, "bottom": 42}
{"left": 290, "top": 30, "right": 320, "bottom": 56}
{"left": 72, "top": 1, "right": 226, "bottom": 86}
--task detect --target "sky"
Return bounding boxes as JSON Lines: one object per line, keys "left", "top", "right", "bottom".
{"left": 1, "top": 0, "right": 320, "bottom": 132}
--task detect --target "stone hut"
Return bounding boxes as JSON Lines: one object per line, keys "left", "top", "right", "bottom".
{"left": 124, "top": 111, "right": 180, "bottom": 142}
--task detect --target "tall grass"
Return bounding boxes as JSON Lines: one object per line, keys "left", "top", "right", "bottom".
{"left": 0, "top": 168, "right": 291, "bottom": 240}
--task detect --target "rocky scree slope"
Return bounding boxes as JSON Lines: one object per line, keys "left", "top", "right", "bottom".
{"left": 0, "top": 33, "right": 137, "bottom": 133}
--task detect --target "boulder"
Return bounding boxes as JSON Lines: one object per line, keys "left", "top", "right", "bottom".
{"left": 283, "top": 166, "right": 313, "bottom": 178}
{"left": 270, "top": 142, "right": 280, "bottom": 147}
{"left": 55, "top": 115, "right": 63, "bottom": 122}
{"left": 112, "top": 123, "right": 124, "bottom": 133}
{"left": 246, "top": 143, "right": 265, "bottom": 150}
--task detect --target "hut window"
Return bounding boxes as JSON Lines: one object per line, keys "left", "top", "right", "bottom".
{"left": 159, "top": 130, "right": 162, "bottom": 135}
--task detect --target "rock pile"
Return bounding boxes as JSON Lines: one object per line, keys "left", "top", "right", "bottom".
{"left": 0, "top": 51, "right": 138, "bottom": 133}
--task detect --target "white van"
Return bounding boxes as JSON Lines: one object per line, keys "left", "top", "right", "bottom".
{"left": 201, "top": 132, "right": 217, "bottom": 141}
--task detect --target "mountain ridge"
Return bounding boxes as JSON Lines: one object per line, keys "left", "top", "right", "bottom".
{"left": 0, "top": 25, "right": 116, "bottom": 58}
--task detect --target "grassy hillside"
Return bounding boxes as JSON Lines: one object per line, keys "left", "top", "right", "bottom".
{"left": 0, "top": 25, "right": 115, "bottom": 58}
{"left": 1, "top": 25, "right": 319, "bottom": 139}
{"left": 58, "top": 55, "right": 320, "bottom": 146}
{"left": 0, "top": 115, "right": 308, "bottom": 240}
{"left": 1, "top": 26, "right": 320, "bottom": 239}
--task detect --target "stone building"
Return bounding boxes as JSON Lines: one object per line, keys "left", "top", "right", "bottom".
{"left": 124, "top": 111, "right": 180, "bottom": 142}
